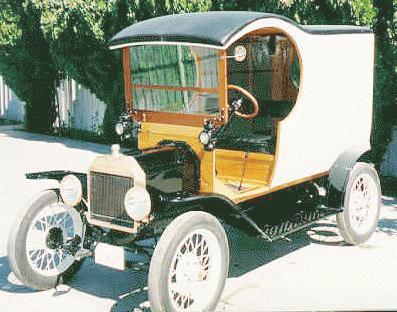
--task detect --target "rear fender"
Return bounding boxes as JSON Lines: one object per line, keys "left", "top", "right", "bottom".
{"left": 327, "top": 146, "right": 372, "bottom": 209}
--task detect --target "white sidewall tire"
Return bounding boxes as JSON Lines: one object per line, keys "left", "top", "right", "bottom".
{"left": 336, "top": 162, "right": 381, "bottom": 245}
{"left": 148, "top": 211, "right": 229, "bottom": 312}
{"left": 7, "top": 190, "right": 83, "bottom": 290}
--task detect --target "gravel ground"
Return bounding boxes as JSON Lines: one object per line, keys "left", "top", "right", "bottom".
{"left": 1, "top": 125, "right": 397, "bottom": 312}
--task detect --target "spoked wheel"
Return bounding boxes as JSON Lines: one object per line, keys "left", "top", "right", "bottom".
{"left": 336, "top": 162, "right": 381, "bottom": 245}
{"left": 148, "top": 211, "right": 229, "bottom": 312}
{"left": 7, "top": 190, "right": 84, "bottom": 290}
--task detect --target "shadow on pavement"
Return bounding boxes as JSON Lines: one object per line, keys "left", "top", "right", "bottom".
{"left": 0, "top": 252, "right": 149, "bottom": 311}
{"left": 306, "top": 222, "right": 349, "bottom": 246}
{"left": 70, "top": 259, "right": 149, "bottom": 312}
{"left": 382, "top": 195, "right": 397, "bottom": 208}
{"left": 227, "top": 225, "right": 309, "bottom": 277}
{"left": 0, "top": 256, "right": 35, "bottom": 294}
{"left": 377, "top": 219, "right": 397, "bottom": 236}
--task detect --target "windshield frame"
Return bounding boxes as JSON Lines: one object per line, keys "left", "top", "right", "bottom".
{"left": 123, "top": 45, "right": 228, "bottom": 127}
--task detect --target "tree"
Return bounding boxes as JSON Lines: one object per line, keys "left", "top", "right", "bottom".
{"left": 371, "top": 0, "right": 397, "bottom": 166}
{"left": 0, "top": 0, "right": 395, "bottom": 164}
{"left": 0, "top": 0, "right": 58, "bottom": 133}
{"left": 35, "top": 0, "right": 211, "bottom": 141}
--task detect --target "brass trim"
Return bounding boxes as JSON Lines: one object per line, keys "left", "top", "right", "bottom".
{"left": 218, "top": 50, "right": 228, "bottom": 121}
{"left": 123, "top": 48, "right": 132, "bottom": 112}
{"left": 133, "top": 110, "right": 212, "bottom": 127}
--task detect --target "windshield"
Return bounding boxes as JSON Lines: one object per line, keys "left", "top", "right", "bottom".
{"left": 129, "top": 45, "right": 219, "bottom": 116}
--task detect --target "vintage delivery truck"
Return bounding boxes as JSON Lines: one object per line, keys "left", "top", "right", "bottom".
{"left": 8, "top": 11, "right": 380, "bottom": 312}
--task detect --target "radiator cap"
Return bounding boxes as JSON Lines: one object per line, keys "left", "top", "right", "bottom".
{"left": 111, "top": 144, "right": 121, "bottom": 157}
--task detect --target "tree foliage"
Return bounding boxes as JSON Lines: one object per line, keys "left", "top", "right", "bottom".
{"left": 0, "top": 1, "right": 58, "bottom": 133}
{"left": 0, "top": 0, "right": 395, "bottom": 165}
{"left": 34, "top": 0, "right": 211, "bottom": 141}
{"left": 371, "top": 0, "right": 397, "bottom": 166}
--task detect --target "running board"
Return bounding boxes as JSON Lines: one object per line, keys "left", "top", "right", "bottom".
{"left": 258, "top": 207, "right": 342, "bottom": 242}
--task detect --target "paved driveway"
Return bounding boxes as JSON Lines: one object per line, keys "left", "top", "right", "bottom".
{"left": 1, "top": 126, "right": 397, "bottom": 312}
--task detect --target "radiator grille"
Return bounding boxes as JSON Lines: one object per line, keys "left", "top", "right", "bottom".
{"left": 89, "top": 171, "right": 134, "bottom": 227}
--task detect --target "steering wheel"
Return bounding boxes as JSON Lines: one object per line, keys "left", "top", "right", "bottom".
{"left": 227, "top": 84, "right": 259, "bottom": 119}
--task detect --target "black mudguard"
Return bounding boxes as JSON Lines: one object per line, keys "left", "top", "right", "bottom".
{"left": 26, "top": 171, "right": 88, "bottom": 198}
{"left": 327, "top": 145, "right": 372, "bottom": 209}
{"left": 155, "top": 193, "right": 272, "bottom": 240}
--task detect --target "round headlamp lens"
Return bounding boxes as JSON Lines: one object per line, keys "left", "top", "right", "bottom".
{"left": 199, "top": 131, "right": 211, "bottom": 145}
{"left": 60, "top": 175, "right": 82, "bottom": 206}
{"left": 124, "top": 187, "right": 151, "bottom": 221}
{"left": 115, "top": 122, "right": 124, "bottom": 135}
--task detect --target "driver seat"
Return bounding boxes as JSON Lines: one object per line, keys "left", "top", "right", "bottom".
{"left": 216, "top": 116, "right": 275, "bottom": 154}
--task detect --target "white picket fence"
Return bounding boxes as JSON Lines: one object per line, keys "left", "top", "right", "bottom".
{"left": 0, "top": 76, "right": 25, "bottom": 122}
{"left": 56, "top": 79, "right": 106, "bottom": 133}
{"left": 0, "top": 76, "right": 106, "bottom": 133}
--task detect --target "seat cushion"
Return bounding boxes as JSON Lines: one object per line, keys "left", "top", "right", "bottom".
{"left": 216, "top": 134, "right": 275, "bottom": 154}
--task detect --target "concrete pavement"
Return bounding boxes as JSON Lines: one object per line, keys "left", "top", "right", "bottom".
{"left": 1, "top": 126, "right": 397, "bottom": 312}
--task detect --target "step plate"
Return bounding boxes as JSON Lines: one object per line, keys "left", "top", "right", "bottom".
{"left": 261, "top": 208, "right": 341, "bottom": 241}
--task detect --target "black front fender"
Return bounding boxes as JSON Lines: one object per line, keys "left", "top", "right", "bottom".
{"left": 26, "top": 171, "right": 87, "bottom": 198}
{"left": 155, "top": 193, "right": 271, "bottom": 240}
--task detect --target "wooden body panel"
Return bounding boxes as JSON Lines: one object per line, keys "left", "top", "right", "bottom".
{"left": 138, "top": 122, "right": 276, "bottom": 202}
{"left": 215, "top": 149, "right": 274, "bottom": 184}
{"left": 138, "top": 122, "right": 215, "bottom": 192}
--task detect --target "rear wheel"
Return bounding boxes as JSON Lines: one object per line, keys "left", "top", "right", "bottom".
{"left": 7, "top": 190, "right": 84, "bottom": 290}
{"left": 148, "top": 211, "right": 229, "bottom": 312}
{"left": 336, "top": 162, "right": 381, "bottom": 245}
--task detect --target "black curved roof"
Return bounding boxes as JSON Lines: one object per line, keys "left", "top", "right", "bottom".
{"left": 109, "top": 11, "right": 372, "bottom": 48}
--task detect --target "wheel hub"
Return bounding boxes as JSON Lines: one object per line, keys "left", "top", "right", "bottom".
{"left": 25, "top": 202, "right": 84, "bottom": 277}
{"left": 46, "top": 227, "right": 64, "bottom": 249}
{"left": 348, "top": 173, "right": 379, "bottom": 235}
{"left": 176, "top": 253, "right": 202, "bottom": 284}
{"left": 168, "top": 228, "right": 223, "bottom": 311}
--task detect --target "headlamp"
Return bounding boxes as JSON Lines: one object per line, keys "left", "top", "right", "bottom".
{"left": 115, "top": 122, "right": 124, "bottom": 136}
{"left": 124, "top": 187, "right": 151, "bottom": 221}
{"left": 199, "top": 130, "right": 211, "bottom": 146}
{"left": 60, "top": 175, "right": 83, "bottom": 206}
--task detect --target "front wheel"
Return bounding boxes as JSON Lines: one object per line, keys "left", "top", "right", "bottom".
{"left": 336, "top": 162, "right": 381, "bottom": 245}
{"left": 7, "top": 190, "right": 84, "bottom": 290}
{"left": 148, "top": 211, "right": 229, "bottom": 312}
